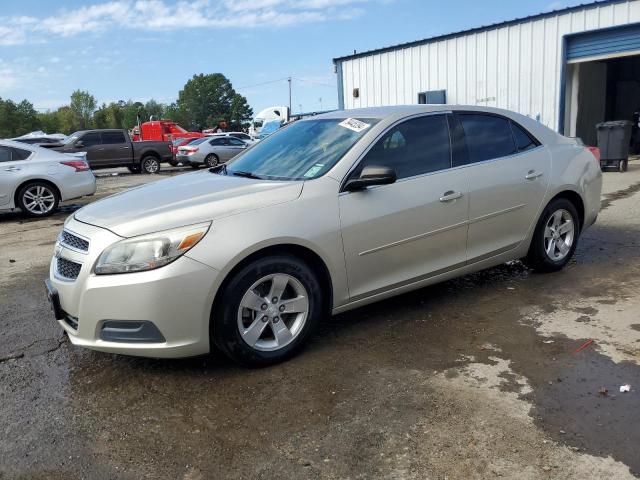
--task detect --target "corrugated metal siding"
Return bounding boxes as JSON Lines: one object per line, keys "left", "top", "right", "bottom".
{"left": 567, "top": 23, "right": 640, "bottom": 60}
{"left": 338, "top": 0, "right": 640, "bottom": 131}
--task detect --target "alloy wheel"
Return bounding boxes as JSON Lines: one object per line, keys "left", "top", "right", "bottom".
{"left": 143, "top": 157, "right": 160, "bottom": 174}
{"left": 237, "top": 273, "right": 309, "bottom": 351}
{"left": 544, "top": 209, "right": 575, "bottom": 261}
{"left": 23, "top": 185, "right": 56, "bottom": 215}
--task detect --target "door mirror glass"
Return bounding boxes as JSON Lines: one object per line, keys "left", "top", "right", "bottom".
{"left": 345, "top": 165, "right": 397, "bottom": 191}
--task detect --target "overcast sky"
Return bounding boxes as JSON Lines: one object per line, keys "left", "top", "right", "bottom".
{"left": 0, "top": 0, "right": 587, "bottom": 116}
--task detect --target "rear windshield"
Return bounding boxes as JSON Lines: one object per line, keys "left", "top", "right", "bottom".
{"left": 227, "top": 118, "right": 378, "bottom": 180}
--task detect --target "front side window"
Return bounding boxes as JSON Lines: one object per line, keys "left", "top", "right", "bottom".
{"left": 80, "top": 133, "right": 101, "bottom": 147}
{"left": 458, "top": 114, "right": 516, "bottom": 163}
{"left": 354, "top": 114, "right": 451, "bottom": 180}
{"left": 101, "top": 131, "right": 126, "bottom": 144}
{"left": 210, "top": 138, "right": 225, "bottom": 146}
{"left": 226, "top": 118, "right": 379, "bottom": 180}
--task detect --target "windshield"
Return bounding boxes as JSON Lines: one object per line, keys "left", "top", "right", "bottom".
{"left": 226, "top": 118, "right": 378, "bottom": 180}
{"left": 186, "top": 137, "right": 208, "bottom": 146}
{"left": 62, "top": 132, "right": 81, "bottom": 145}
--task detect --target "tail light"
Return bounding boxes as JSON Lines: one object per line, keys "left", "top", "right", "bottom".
{"left": 587, "top": 146, "right": 600, "bottom": 162}
{"left": 181, "top": 148, "right": 198, "bottom": 154}
{"left": 60, "top": 160, "right": 89, "bottom": 172}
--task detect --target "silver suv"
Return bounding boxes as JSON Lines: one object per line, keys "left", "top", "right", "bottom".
{"left": 47, "top": 106, "right": 602, "bottom": 366}
{"left": 0, "top": 140, "right": 96, "bottom": 217}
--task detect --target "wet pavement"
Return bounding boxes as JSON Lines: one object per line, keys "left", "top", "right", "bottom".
{"left": 1, "top": 164, "right": 639, "bottom": 479}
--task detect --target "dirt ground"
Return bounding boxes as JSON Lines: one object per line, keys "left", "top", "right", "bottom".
{"left": 1, "top": 162, "right": 639, "bottom": 479}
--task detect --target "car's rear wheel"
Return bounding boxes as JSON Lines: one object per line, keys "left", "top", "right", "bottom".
{"left": 212, "top": 256, "right": 323, "bottom": 366}
{"left": 168, "top": 159, "right": 179, "bottom": 167}
{"left": 141, "top": 156, "right": 161, "bottom": 174}
{"left": 524, "top": 198, "right": 580, "bottom": 272}
{"left": 204, "top": 154, "right": 219, "bottom": 168}
{"left": 17, "top": 182, "right": 59, "bottom": 217}
{"left": 190, "top": 163, "right": 200, "bottom": 169}
{"left": 127, "top": 165, "right": 141, "bottom": 174}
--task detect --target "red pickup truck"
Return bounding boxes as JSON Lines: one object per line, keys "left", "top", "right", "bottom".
{"left": 132, "top": 120, "right": 203, "bottom": 143}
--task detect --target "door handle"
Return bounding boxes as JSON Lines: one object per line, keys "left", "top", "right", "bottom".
{"left": 525, "top": 170, "right": 543, "bottom": 180}
{"left": 439, "top": 191, "right": 463, "bottom": 202}
{"left": 4, "top": 167, "right": 21, "bottom": 172}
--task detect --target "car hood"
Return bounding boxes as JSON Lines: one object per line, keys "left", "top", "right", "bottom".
{"left": 74, "top": 171, "right": 304, "bottom": 237}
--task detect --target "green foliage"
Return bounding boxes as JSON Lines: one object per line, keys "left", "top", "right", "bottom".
{"left": 177, "top": 73, "right": 253, "bottom": 130}
{"left": 69, "top": 90, "right": 97, "bottom": 130}
{"left": 0, "top": 98, "right": 40, "bottom": 138}
{"left": 1, "top": 73, "right": 254, "bottom": 137}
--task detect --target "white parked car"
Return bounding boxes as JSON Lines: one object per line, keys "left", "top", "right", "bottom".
{"left": 0, "top": 140, "right": 96, "bottom": 217}
{"left": 47, "top": 106, "right": 601, "bottom": 366}
{"left": 208, "top": 131, "right": 258, "bottom": 145}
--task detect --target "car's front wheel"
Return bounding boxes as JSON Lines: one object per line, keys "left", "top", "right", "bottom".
{"left": 212, "top": 255, "right": 323, "bottom": 366}
{"left": 524, "top": 198, "right": 580, "bottom": 272}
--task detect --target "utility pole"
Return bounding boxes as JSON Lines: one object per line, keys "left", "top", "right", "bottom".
{"left": 287, "top": 77, "right": 292, "bottom": 113}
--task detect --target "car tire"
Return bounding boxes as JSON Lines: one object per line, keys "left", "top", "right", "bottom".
{"left": 523, "top": 198, "right": 580, "bottom": 273}
{"left": 127, "top": 165, "right": 141, "bottom": 174}
{"left": 168, "top": 159, "right": 179, "bottom": 167}
{"left": 141, "top": 156, "right": 161, "bottom": 174}
{"left": 190, "top": 164, "right": 201, "bottom": 169}
{"left": 17, "top": 181, "right": 60, "bottom": 217}
{"left": 211, "top": 255, "right": 324, "bottom": 367}
{"left": 204, "top": 154, "right": 219, "bottom": 168}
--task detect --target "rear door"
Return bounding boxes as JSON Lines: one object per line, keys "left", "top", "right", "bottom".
{"left": 226, "top": 137, "right": 248, "bottom": 159}
{"left": 100, "top": 131, "right": 130, "bottom": 165}
{"left": 0, "top": 146, "right": 32, "bottom": 206}
{"left": 339, "top": 113, "right": 469, "bottom": 300}
{"left": 456, "top": 113, "right": 550, "bottom": 262}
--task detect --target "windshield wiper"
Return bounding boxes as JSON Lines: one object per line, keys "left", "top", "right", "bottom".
{"left": 209, "top": 164, "right": 227, "bottom": 175}
{"left": 231, "top": 170, "right": 263, "bottom": 179}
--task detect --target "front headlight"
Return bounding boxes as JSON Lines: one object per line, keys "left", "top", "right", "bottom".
{"left": 94, "top": 222, "right": 211, "bottom": 275}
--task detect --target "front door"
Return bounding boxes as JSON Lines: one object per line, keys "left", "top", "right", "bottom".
{"left": 455, "top": 113, "right": 551, "bottom": 262}
{"left": 0, "top": 146, "right": 30, "bottom": 206}
{"left": 339, "top": 113, "right": 469, "bottom": 301}
{"left": 59, "top": 132, "right": 102, "bottom": 167}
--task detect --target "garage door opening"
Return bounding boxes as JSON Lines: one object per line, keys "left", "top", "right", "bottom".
{"left": 565, "top": 54, "right": 640, "bottom": 148}
{"left": 562, "top": 23, "right": 640, "bottom": 149}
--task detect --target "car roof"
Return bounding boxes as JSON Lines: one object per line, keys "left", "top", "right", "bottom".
{"left": 0, "top": 139, "right": 39, "bottom": 151}
{"left": 311, "top": 105, "right": 559, "bottom": 145}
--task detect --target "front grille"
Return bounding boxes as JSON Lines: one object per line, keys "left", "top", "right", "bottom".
{"left": 60, "top": 230, "right": 89, "bottom": 252}
{"left": 56, "top": 257, "right": 82, "bottom": 280}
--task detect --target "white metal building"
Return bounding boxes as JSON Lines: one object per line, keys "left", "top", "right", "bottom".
{"left": 333, "top": 0, "right": 640, "bottom": 145}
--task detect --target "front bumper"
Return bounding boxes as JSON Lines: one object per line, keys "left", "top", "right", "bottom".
{"left": 48, "top": 217, "right": 219, "bottom": 358}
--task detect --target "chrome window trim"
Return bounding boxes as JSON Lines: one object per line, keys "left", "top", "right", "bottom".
{"left": 338, "top": 110, "right": 546, "bottom": 196}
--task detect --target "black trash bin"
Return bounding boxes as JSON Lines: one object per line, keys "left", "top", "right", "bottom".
{"left": 596, "top": 120, "right": 633, "bottom": 172}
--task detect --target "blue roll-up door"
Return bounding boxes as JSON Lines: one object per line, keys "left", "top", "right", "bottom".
{"left": 567, "top": 23, "right": 640, "bottom": 62}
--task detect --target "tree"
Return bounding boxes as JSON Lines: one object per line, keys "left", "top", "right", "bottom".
{"left": 0, "top": 98, "right": 40, "bottom": 138}
{"left": 69, "top": 90, "right": 97, "bottom": 130}
{"left": 176, "top": 73, "right": 251, "bottom": 130}
{"left": 37, "top": 111, "right": 60, "bottom": 134}
{"left": 229, "top": 93, "right": 253, "bottom": 130}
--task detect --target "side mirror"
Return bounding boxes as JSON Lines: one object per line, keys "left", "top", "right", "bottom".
{"left": 75, "top": 141, "right": 85, "bottom": 148}
{"left": 344, "top": 165, "right": 397, "bottom": 192}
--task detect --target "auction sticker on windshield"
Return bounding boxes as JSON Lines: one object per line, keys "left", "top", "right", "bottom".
{"left": 339, "top": 118, "right": 371, "bottom": 133}
{"left": 304, "top": 164, "right": 325, "bottom": 177}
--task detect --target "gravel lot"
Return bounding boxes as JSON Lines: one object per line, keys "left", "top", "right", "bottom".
{"left": 1, "top": 163, "right": 639, "bottom": 479}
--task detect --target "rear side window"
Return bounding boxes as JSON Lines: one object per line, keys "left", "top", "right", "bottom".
{"left": 511, "top": 122, "right": 538, "bottom": 152}
{"left": 101, "top": 131, "right": 126, "bottom": 144}
{"left": 11, "top": 147, "right": 31, "bottom": 160}
{"left": 356, "top": 114, "right": 451, "bottom": 180}
{"left": 458, "top": 114, "right": 516, "bottom": 163}
{"left": 228, "top": 138, "right": 245, "bottom": 146}
{"left": 0, "top": 146, "right": 31, "bottom": 162}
